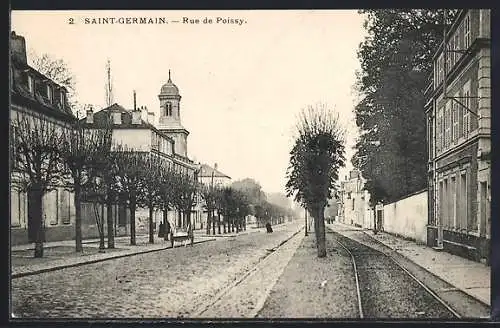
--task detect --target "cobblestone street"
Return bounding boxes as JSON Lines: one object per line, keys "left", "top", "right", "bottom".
{"left": 11, "top": 222, "right": 302, "bottom": 318}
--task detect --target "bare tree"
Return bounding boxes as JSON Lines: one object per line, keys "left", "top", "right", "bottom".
{"left": 200, "top": 183, "right": 218, "bottom": 235}
{"left": 11, "top": 114, "right": 66, "bottom": 258}
{"left": 157, "top": 164, "right": 176, "bottom": 241}
{"left": 28, "top": 50, "right": 79, "bottom": 115}
{"left": 113, "top": 147, "right": 146, "bottom": 246}
{"left": 60, "top": 118, "right": 112, "bottom": 252}
{"left": 137, "top": 154, "right": 165, "bottom": 244}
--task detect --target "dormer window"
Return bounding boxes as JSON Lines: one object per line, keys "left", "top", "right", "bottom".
{"left": 60, "top": 90, "right": 66, "bottom": 108}
{"left": 46, "top": 84, "right": 53, "bottom": 103}
{"left": 112, "top": 112, "right": 122, "bottom": 125}
{"left": 27, "top": 75, "right": 34, "bottom": 94}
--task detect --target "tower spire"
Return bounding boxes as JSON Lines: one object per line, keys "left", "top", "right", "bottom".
{"left": 168, "top": 69, "right": 172, "bottom": 82}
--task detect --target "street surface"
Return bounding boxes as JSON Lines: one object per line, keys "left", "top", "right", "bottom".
{"left": 11, "top": 222, "right": 301, "bottom": 318}
{"left": 11, "top": 220, "right": 488, "bottom": 319}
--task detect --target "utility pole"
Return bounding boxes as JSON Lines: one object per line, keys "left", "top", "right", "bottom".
{"left": 105, "top": 59, "right": 114, "bottom": 107}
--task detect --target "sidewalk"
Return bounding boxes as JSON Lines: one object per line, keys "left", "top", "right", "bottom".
{"left": 11, "top": 233, "right": 216, "bottom": 278}
{"left": 327, "top": 221, "right": 491, "bottom": 307}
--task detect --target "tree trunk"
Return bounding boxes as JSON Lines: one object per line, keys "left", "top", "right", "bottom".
{"left": 316, "top": 207, "right": 327, "bottom": 258}
{"left": 30, "top": 187, "right": 44, "bottom": 258}
{"left": 217, "top": 213, "right": 221, "bottom": 234}
{"left": 106, "top": 190, "right": 115, "bottom": 249}
{"left": 206, "top": 210, "right": 211, "bottom": 235}
{"left": 223, "top": 220, "right": 226, "bottom": 234}
{"left": 99, "top": 203, "right": 105, "bottom": 251}
{"left": 130, "top": 200, "right": 137, "bottom": 245}
{"left": 163, "top": 208, "right": 171, "bottom": 240}
{"left": 212, "top": 210, "right": 216, "bottom": 235}
{"left": 149, "top": 205, "right": 154, "bottom": 244}
{"left": 74, "top": 185, "right": 83, "bottom": 252}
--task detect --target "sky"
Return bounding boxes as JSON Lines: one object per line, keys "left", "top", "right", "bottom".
{"left": 11, "top": 10, "right": 368, "bottom": 195}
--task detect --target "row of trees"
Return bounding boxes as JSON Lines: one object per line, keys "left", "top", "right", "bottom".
{"left": 286, "top": 104, "right": 346, "bottom": 257}
{"left": 201, "top": 178, "right": 294, "bottom": 236}
{"left": 10, "top": 113, "right": 202, "bottom": 258}
{"left": 352, "top": 9, "right": 459, "bottom": 206}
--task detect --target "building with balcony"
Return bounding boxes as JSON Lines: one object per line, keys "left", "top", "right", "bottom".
{"left": 425, "top": 9, "right": 490, "bottom": 263}
{"left": 10, "top": 31, "right": 77, "bottom": 245}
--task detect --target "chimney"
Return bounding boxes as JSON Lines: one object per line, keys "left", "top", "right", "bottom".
{"left": 10, "top": 31, "right": 27, "bottom": 65}
{"left": 148, "top": 111, "right": 155, "bottom": 126}
{"left": 132, "top": 106, "right": 141, "bottom": 124}
{"left": 112, "top": 111, "right": 122, "bottom": 125}
{"left": 133, "top": 90, "right": 137, "bottom": 110}
{"left": 86, "top": 107, "right": 94, "bottom": 124}
{"left": 214, "top": 163, "right": 218, "bottom": 171}
{"left": 141, "top": 106, "right": 148, "bottom": 123}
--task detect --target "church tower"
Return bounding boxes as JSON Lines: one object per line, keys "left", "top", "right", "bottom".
{"left": 157, "top": 70, "right": 189, "bottom": 157}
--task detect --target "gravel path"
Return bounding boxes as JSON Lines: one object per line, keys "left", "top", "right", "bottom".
{"left": 256, "top": 232, "right": 360, "bottom": 318}
{"left": 11, "top": 221, "right": 302, "bottom": 318}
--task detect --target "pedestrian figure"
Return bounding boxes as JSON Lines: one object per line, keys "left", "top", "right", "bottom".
{"left": 266, "top": 222, "right": 273, "bottom": 233}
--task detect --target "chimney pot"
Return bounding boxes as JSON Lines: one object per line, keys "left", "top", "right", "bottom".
{"left": 132, "top": 110, "right": 141, "bottom": 124}
{"left": 147, "top": 112, "right": 155, "bottom": 126}
{"left": 86, "top": 109, "right": 94, "bottom": 124}
{"left": 10, "top": 31, "right": 27, "bottom": 65}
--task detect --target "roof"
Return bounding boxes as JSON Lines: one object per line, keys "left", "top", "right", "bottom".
{"left": 10, "top": 50, "right": 75, "bottom": 122}
{"left": 199, "top": 163, "right": 231, "bottom": 179}
{"left": 159, "top": 70, "right": 180, "bottom": 96}
{"left": 79, "top": 103, "right": 175, "bottom": 144}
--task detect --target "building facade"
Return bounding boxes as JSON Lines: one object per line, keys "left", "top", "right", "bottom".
{"left": 82, "top": 98, "right": 198, "bottom": 233}
{"left": 10, "top": 31, "right": 78, "bottom": 245}
{"left": 337, "top": 169, "right": 371, "bottom": 228}
{"left": 197, "top": 163, "right": 231, "bottom": 229}
{"left": 425, "top": 9, "right": 490, "bottom": 263}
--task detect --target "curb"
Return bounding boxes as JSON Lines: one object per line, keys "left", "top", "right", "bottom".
{"left": 359, "top": 229, "right": 491, "bottom": 308}
{"left": 12, "top": 238, "right": 216, "bottom": 279}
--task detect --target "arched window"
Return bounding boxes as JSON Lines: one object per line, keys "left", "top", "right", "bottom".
{"left": 166, "top": 102, "right": 172, "bottom": 116}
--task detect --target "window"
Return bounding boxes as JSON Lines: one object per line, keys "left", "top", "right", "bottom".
{"left": 443, "top": 179, "right": 449, "bottom": 228}
{"left": 436, "top": 105, "right": 443, "bottom": 153}
{"left": 43, "top": 190, "right": 59, "bottom": 226}
{"left": 347, "top": 192, "right": 351, "bottom": 200}
{"left": 451, "top": 176, "right": 456, "bottom": 229}
{"left": 460, "top": 172, "right": 467, "bottom": 230}
{"left": 59, "top": 189, "right": 71, "bottom": 224}
{"left": 463, "top": 81, "right": 471, "bottom": 136}
{"left": 452, "top": 99, "right": 459, "bottom": 143}
{"left": 464, "top": 14, "right": 471, "bottom": 49}
{"left": 60, "top": 91, "right": 66, "bottom": 108}
{"left": 444, "top": 101, "right": 451, "bottom": 148}
{"left": 352, "top": 198, "right": 355, "bottom": 211}
{"left": 27, "top": 75, "right": 34, "bottom": 94}
{"left": 46, "top": 84, "right": 53, "bottom": 102}
{"left": 166, "top": 102, "right": 172, "bottom": 116}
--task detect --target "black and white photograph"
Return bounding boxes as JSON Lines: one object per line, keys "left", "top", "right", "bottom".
{"left": 9, "top": 9, "right": 492, "bottom": 320}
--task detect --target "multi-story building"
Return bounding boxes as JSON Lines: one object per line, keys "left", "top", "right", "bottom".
{"left": 10, "top": 31, "right": 77, "bottom": 245}
{"left": 197, "top": 163, "right": 231, "bottom": 229}
{"left": 337, "top": 170, "right": 371, "bottom": 228}
{"left": 82, "top": 75, "right": 199, "bottom": 233}
{"left": 425, "top": 9, "right": 490, "bottom": 263}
